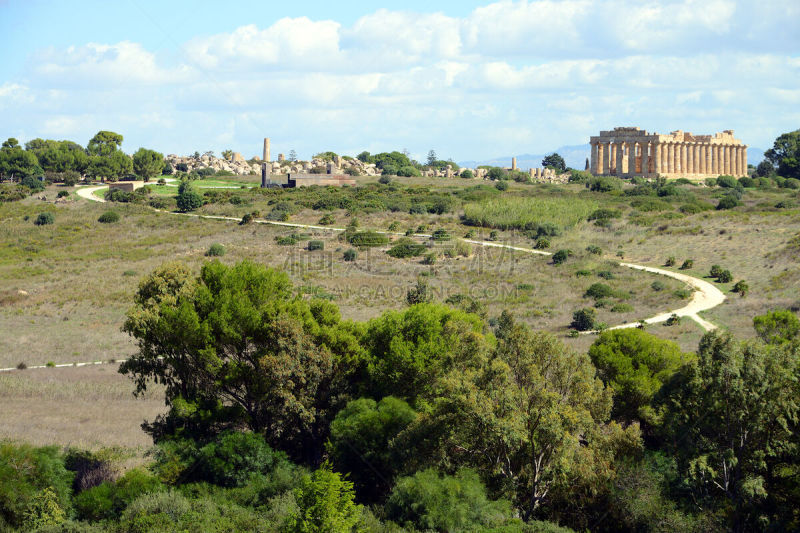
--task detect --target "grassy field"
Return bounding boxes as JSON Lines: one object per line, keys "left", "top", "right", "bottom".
{"left": 0, "top": 174, "right": 798, "bottom": 448}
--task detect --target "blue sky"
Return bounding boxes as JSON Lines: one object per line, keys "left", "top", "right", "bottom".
{"left": 1, "top": 0, "right": 798, "bottom": 163}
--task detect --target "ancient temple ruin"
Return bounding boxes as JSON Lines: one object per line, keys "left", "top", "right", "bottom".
{"left": 590, "top": 127, "right": 747, "bottom": 178}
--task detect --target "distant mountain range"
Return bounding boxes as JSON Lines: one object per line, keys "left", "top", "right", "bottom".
{"left": 460, "top": 145, "right": 766, "bottom": 171}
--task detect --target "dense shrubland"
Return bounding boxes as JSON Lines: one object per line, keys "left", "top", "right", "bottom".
{"left": 3, "top": 260, "right": 797, "bottom": 532}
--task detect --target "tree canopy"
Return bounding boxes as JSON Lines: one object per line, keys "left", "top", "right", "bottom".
{"left": 132, "top": 148, "right": 165, "bottom": 181}
{"left": 542, "top": 153, "right": 566, "bottom": 172}
{"left": 764, "top": 129, "right": 800, "bottom": 179}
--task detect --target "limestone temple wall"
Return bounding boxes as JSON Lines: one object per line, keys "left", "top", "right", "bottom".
{"left": 589, "top": 127, "right": 747, "bottom": 178}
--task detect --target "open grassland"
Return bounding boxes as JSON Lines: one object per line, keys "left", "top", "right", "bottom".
{"left": 0, "top": 364, "right": 164, "bottom": 450}
{"left": 462, "top": 195, "right": 597, "bottom": 230}
{"left": 0, "top": 175, "right": 798, "bottom": 447}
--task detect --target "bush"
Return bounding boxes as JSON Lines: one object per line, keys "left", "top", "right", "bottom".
{"left": 588, "top": 176, "right": 623, "bottom": 192}
{"left": 287, "top": 464, "right": 362, "bottom": 533}
{"left": 378, "top": 175, "right": 392, "bottom": 185}
{"left": 588, "top": 208, "right": 621, "bottom": 221}
{"left": 651, "top": 280, "right": 666, "bottom": 291}
{"left": 495, "top": 180, "right": 509, "bottom": 191}
{"left": 240, "top": 213, "right": 254, "bottom": 225}
{"left": 74, "top": 468, "right": 163, "bottom": 521}
{"left": 97, "top": 211, "right": 120, "bottom": 223}
{"left": 318, "top": 213, "right": 335, "bottom": 226}
{"left": 717, "top": 194, "right": 740, "bottom": 210}
{"left": 343, "top": 249, "right": 357, "bottom": 262}
{"left": 732, "top": 280, "right": 749, "bottom": 297}
{"left": 387, "top": 238, "right": 427, "bottom": 258}
{"left": 717, "top": 269, "right": 733, "bottom": 283}
{"left": 535, "top": 237, "right": 550, "bottom": 249}
{"left": 206, "top": 243, "right": 225, "bottom": 257}
{"left": 176, "top": 181, "right": 203, "bottom": 212}
{"left": 738, "top": 176, "right": 755, "bottom": 188}
{"left": 307, "top": 240, "right": 324, "bottom": 251}
{"left": 665, "top": 256, "right": 675, "bottom": 267}
{"left": 610, "top": 303, "right": 634, "bottom": 313}
{"left": 665, "top": 313, "right": 681, "bottom": 326}
{"left": 460, "top": 169, "right": 474, "bottom": 179}
{"left": 753, "top": 309, "right": 800, "bottom": 344}
{"left": 56, "top": 190, "right": 70, "bottom": 198}
{"left": 348, "top": 231, "right": 389, "bottom": 247}
{"left": 431, "top": 228, "right": 451, "bottom": 241}
{"left": 584, "top": 283, "right": 616, "bottom": 299}
{"left": 385, "top": 469, "right": 513, "bottom": 532}
{"left": 586, "top": 244, "right": 602, "bottom": 255}
{"left": 571, "top": 308, "right": 596, "bottom": 331}
{"left": 709, "top": 264, "right": 723, "bottom": 278}
{"left": 34, "top": 212, "right": 54, "bottom": 226}
{"left": 0, "top": 443, "right": 73, "bottom": 529}
{"left": 552, "top": 249, "right": 571, "bottom": 265}
{"left": 716, "top": 175, "right": 739, "bottom": 188}
{"left": 680, "top": 259, "right": 694, "bottom": 270}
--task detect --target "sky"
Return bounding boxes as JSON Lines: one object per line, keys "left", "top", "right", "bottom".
{"left": 1, "top": 0, "right": 798, "bottom": 163}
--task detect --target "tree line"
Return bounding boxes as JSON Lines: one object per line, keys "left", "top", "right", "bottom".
{"left": 0, "top": 131, "right": 166, "bottom": 184}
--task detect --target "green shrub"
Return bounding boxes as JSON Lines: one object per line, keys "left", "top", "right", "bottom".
{"left": 596, "top": 270, "right": 614, "bottom": 280}
{"left": 710, "top": 264, "right": 723, "bottom": 278}
{"left": 460, "top": 169, "right": 474, "bottom": 179}
{"left": 176, "top": 181, "right": 203, "bottom": 212}
{"left": 287, "top": 464, "right": 362, "bottom": 533}
{"left": 586, "top": 244, "right": 602, "bottom": 255}
{"left": 535, "top": 237, "right": 550, "bottom": 249}
{"left": 0, "top": 443, "right": 73, "bottom": 529}
{"left": 738, "top": 176, "right": 755, "bottom": 188}
{"left": 717, "top": 269, "right": 733, "bottom": 283}
{"left": 56, "top": 190, "right": 70, "bottom": 198}
{"left": 385, "top": 469, "right": 513, "bottom": 532}
{"left": 387, "top": 238, "right": 427, "bottom": 258}
{"left": 576, "top": 270, "right": 592, "bottom": 277}
{"left": 348, "top": 231, "right": 389, "bottom": 247}
{"left": 421, "top": 252, "right": 437, "bottom": 265}
{"left": 717, "top": 194, "right": 740, "bottom": 210}
{"left": 680, "top": 259, "right": 694, "bottom": 270}
{"left": 317, "top": 213, "right": 335, "bottom": 226}
{"left": 463, "top": 197, "right": 595, "bottom": 231}
{"left": 307, "top": 240, "right": 324, "bottom": 251}
{"left": 206, "top": 243, "right": 225, "bottom": 257}
{"left": 630, "top": 198, "right": 671, "bottom": 212}
{"left": 588, "top": 208, "right": 621, "bottom": 221}
{"left": 239, "top": 213, "right": 254, "bottom": 225}
{"left": 674, "top": 288, "right": 692, "bottom": 299}
{"left": 665, "top": 313, "right": 681, "bottom": 326}
{"left": 75, "top": 468, "right": 163, "bottom": 521}
{"left": 552, "top": 249, "right": 571, "bottom": 265}
{"left": 387, "top": 221, "right": 400, "bottom": 232}
{"left": 34, "top": 212, "right": 54, "bottom": 226}
{"left": 97, "top": 211, "right": 120, "bottom": 223}
{"left": 588, "top": 176, "right": 623, "bottom": 192}
{"left": 571, "top": 308, "right": 596, "bottom": 331}
{"left": 716, "top": 175, "right": 739, "bottom": 188}
{"left": 495, "top": 180, "right": 509, "bottom": 191}
{"left": 665, "top": 256, "right": 675, "bottom": 266}
{"left": 431, "top": 228, "right": 451, "bottom": 241}
{"left": 651, "top": 281, "right": 666, "bottom": 291}
{"left": 275, "top": 234, "right": 301, "bottom": 246}
{"left": 343, "top": 249, "right": 357, "bottom": 262}
{"left": 610, "top": 303, "right": 634, "bottom": 313}
{"left": 489, "top": 230, "right": 499, "bottom": 241}
{"left": 584, "top": 283, "right": 616, "bottom": 299}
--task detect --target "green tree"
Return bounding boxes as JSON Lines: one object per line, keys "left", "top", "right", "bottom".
{"left": 286, "top": 463, "right": 363, "bottom": 533}
{"left": 326, "top": 397, "right": 418, "bottom": 501}
{"left": 0, "top": 146, "right": 41, "bottom": 180}
{"left": 752, "top": 309, "right": 800, "bottom": 344}
{"left": 119, "top": 261, "right": 362, "bottom": 461}
{"left": 542, "top": 153, "right": 566, "bottom": 172}
{"left": 87, "top": 151, "right": 132, "bottom": 182}
{"left": 426, "top": 323, "right": 638, "bottom": 519}
{"left": 764, "top": 129, "right": 800, "bottom": 179}
{"left": 87, "top": 130, "right": 124, "bottom": 156}
{"left": 132, "top": 148, "right": 165, "bottom": 181}
{"left": 1, "top": 138, "right": 19, "bottom": 149}
{"left": 221, "top": 149, "right": 233, "bottom": 160}
{"left": 176, "top": 180, "right": 203, "bottom": 211}
{"left": 656, "top": 331, "right": 800, "bottom": 531}
{"left": 362, "top": 302, "right": 485, "bottom": 403}
{"left": 427, "top": 149, "right": 437, "bottom": 166}
{"left": 588, "top": 329, "right": 690, "bottom": 423}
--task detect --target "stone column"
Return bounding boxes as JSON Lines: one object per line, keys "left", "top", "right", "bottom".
{"left": 263, "top": 138, "right": 270, "bottom": 162}
{"left": 664, "top": 143, "right": 671, "bottom": 174}
{"left": 511, "top": 157, "right": 517, "bottom": 171}
{"left": 678, "top": 143, "right": 686, "bottom": 175}
{"left": 699, "top": 144, "right": 706, "bottom": 175}
{"left": 706, "top": 144, "right": 713, "bottom": 174}
{"left": 597, "top": 143, "right": 605, "bottom": 174}
{"left": 641, "top": 142, "right": 650, "bottom": 176}
{"left": 590, "top": 142, "right": 597, "bottom": 174}
{"left": 740, "top": 146, "right": 748, "bottom": 177}
{"left": 653, "top": 143, "right": 661, "bottom": 175}
{"left": 627, "top": 142, "right": 636, "bottom": 176}
{"left": 724, "top": 145, "right": 732, "bottom": 175}
{"left": 712, "top": 145, "right": 719, "bottom": 174}
{"left": 687, "top": 143, "right": 694, "bottom": 175}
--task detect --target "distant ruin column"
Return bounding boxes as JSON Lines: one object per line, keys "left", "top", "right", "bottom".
{"left": 590, "top": 142, "right": 598, "bottom": 174}
{"left": 706, "top": 144, "right": 713, "bottom": 174}
{"left": 653, "top": 143, "right": 661, "bottom": 175}
{"left": 666, "top": 143, "right": 674, "bottom": 174}
{"left": 711, "top": 145, "right": 719, "bottom": 174}
{"left": 641, "top": 142, "right": 650, "bottom": 176}
{"left": 616, "top": 142, "right": 625, "bottom": 176}
{"left": 699, "top": 144, "right": 706, "bottom": 175}
{"left": 723, "top": 145, "right": 731, "bottom": 175}
{"left": 595, "top": 142, "right": 606, "bottom": 174}
{"left": 693, "top": 144, "right": 701, "bottom": 175}
{"left": 261, "top": 162, "right": 269, "bottom": 188}
{"left": 686, "top": 143, "right": 694, "bottom": 175}
{"left": 678, "top": 143, "right": 686, "bottom": 175}
{"left": 511, "top": 157, "right": 517, "bottom": 171}
{"left": 627, "top": 142, "right": 636, "bottom": 176}
{"left": 263, "top": 138, "right": 271, "bottom": 162}
{"left": 740, "top": 146, "right": 748, "bottom": 177}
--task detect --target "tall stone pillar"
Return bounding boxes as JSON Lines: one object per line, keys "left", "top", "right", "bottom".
{"left": 628, "top": 142, "right": 637, "bottom": 176}
{"left": 678, "top": 143, "right": 686, "bottom": 175}
{"left": 740, "top": 146, "right": 748, "bottom": 177}
{"left": 687, "top": 143, "right": 694, "bottom": 175}
{"left": 724, "top": 145, "right": 732, "bottom": 175}
{"left": 699, "top": 144, "right": 706, "bottom": 175}
{"left": 263, "top": 138, "right": 271, "bottom": 162}
{"left": 666, "top": 143, "right": 674, "bottom": 174}
{"left": 712, "top": 145, "right": 719, "bottom": 174}
{"left": 590, "top": 143, "right": 597, "bottom": 175}
{"left": 511, "top": 157, "right": 517, "bottom": 171}
{"left": 653, "top": 143, "right": 661, "bottom": 175}
{"left": 616, "top": 143, "right": 624, "bottom": 176}
{"left": 731, "top": 147, "right": 738, "bottom": 176}
{"left": 706, "top": 144, "right": 713, "bottom": 174}
{"left": 642, "top": 142, "right": 650, "bottom": 176}
{"left": 597, "top": 143, "right": 605, "bottom": 174}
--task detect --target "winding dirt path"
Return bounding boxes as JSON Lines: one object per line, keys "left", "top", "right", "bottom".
{"left": 78, "top": 185, "right": 726, "bottom": 334}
